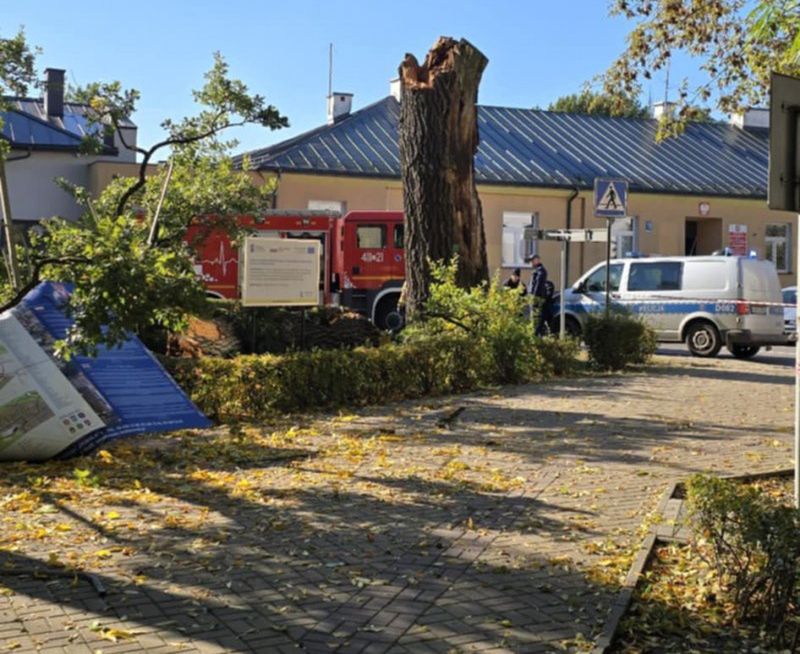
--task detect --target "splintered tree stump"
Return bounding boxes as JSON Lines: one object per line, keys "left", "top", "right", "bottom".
{"left": 398, "top": 37, "right": 489, "bottom": 320}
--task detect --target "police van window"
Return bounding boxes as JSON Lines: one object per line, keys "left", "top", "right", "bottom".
{"left": 585, "top": 264, "right": 623, "bottom": 292}
{"left": 783, "top": 289, "right": 797, "bottom": 305}
{"left": 628, "top": 262, "right": 683, "bottom": 292}
{"left": 393, "top": 224, "right": 404, "bottom": 249}
{"left": 356, "top": 225, "right": 386, "bottom": 248}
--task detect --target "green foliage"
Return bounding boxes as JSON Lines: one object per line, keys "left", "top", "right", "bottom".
{"left": 548, "top": 89, "right": 648, "bottom": 118}
{"left": 3, "top": 54, "right": 287, "bottom": 357}
{"left": 0, "top": 29, "right": 39, "bottom": 155}
{"left": 166, "top": 326, "right": 577, "bottom": 421}
{"left": 605, "top": 0, "right": 800, "bottom": 138}
{"left": 583, "top": 311, "right": 656, "bottom": 370}
{"left": 34, "top": 211, "right": 206, "bottom": 358}
{"left": 405, "top": 260, "right": 579, "bottom": 383}
{"left": 686, "top": 474, "right": 800, "bottom": 642}
{"left": 167, "top": 332, "right": 488, "bottom": 420}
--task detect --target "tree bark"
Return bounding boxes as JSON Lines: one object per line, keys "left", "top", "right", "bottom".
{"left": 398, "top": 37, "right": 489, "bottom": 320}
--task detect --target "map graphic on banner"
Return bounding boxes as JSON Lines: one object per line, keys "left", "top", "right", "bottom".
{"left": 0, "top": 283, "right": 210, "bottom": 461}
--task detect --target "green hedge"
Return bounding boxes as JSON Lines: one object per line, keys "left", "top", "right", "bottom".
{"left": 166, "top": 332, "right": 578, "bottom": 421}
{"left": 583, "top": 312, "right": 657, "bottom": 371}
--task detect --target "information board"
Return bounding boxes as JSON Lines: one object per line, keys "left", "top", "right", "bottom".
{"left": 241, "top": 237, "right": 321, "bottom": 307}
{"left": 0, "top": 283, "right": 210, "bottom": 461}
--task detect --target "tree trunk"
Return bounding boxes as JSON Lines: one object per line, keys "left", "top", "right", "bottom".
{"left": 398, "top": 37, "right": 489, "bottom": 320}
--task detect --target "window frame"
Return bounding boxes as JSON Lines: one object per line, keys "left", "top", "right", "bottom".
{"left": 765, "top": 223, "right": 791, "bottom": 274}
{"left": 393, "top": 224, "right": 404, "bottom": 249}
{"left": 502, "top": 211, "right": 538, "bottom": 268}
{"left": 356, "top": 224, "right": 387, "bottom": 249}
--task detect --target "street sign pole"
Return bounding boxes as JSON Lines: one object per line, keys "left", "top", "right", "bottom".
{"left": 559, "top": 240, "right": 566, "bottom": 338}
{"left": 794, "top": 213, "right": 800, "bottom": 509}
{"left": 593, "top": 177, "right": 628, "bottom": 319}
{"left": 768, "top": 73, "right": 800, "bottom": 507}
{"left": 604, "top": 218, "right": 612, "bottom": 318}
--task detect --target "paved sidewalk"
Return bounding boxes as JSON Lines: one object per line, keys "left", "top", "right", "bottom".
{"left": 0, "top": 349, "right": 794, "bottom": 653}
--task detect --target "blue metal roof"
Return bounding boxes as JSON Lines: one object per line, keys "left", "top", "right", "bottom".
{"left": 0, "top": 97, "right": 132, "bottom": 152}
{"left": 236, "top": 96, "right": 770, "bottom": 199}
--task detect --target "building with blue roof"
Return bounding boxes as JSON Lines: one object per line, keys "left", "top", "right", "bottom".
{"left": 236, "top": 84, "right": 796, "bottom": 286}
{"left": 0, "top": 68, "right": 138, "bottom": 222}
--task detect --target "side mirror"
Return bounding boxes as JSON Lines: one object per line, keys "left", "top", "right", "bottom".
{"left": 574, "top": 281, "right": 586, "bottom": 294}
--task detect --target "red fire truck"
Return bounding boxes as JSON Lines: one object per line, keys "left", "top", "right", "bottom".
{"left": 187, "top": 210, "right": 406, "bottom": 330}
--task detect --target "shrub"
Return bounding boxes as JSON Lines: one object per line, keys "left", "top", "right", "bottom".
{"left": 583, "top": 311, "right": 656, "bottom": 370}
{"left": 405, "top": 260, "right": 576, "bottom": 383}
{"left": 686, "top": 474, "right": 800, "bottom": 642}
{"left": 165, "top": 325, "right": 578, "bottom": 421}
{"left": 166, "top": 331, "right": 494, "bottom": 420}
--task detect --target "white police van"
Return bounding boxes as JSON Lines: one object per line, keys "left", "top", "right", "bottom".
{"left": 557, "top": 256, "right": 785, "bottom": 358}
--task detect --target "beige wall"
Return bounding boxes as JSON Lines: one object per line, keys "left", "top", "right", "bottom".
{"left": 88, "top": 161, "right": 156, "bottom": 198}
{"left": 262, "top": 172, "right": 799, "bottom": 289}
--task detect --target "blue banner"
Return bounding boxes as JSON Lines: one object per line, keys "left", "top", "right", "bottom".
{"left": 0, "top": 282, "right": 210, "bottom": 460}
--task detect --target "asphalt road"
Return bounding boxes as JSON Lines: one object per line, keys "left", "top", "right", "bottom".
{"left": 657, "top": 342, "right": 796, "bottom": 365}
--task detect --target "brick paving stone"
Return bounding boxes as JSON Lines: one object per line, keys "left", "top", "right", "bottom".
{"left": 1, "top": 351, "right": 794, "bottom": 652}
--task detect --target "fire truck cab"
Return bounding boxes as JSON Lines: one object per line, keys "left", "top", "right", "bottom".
{"left": 188, "top": 210, "right": 406, "bottom": 330}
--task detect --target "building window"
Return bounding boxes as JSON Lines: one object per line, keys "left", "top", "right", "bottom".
{"left": 765, "top": 223, "right": 791, "bottom": 273}
{"left": 502, "top": 212, "right": 537, "bottom": 268}
{"left": 611, "top": 216, "right": 638, "bottom": 258}
{"left": 308, "top": 200, "right": 346, "bottom": 213}
{"left": 356, "top": 225, "right": 386, "bottom": 249}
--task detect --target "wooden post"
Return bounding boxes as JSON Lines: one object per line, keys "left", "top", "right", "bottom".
{"left": 0, "top": 157, "right": 21, "bottom": 291}
{"left": 398, "top": 37, "right": 489, "bottom": 320}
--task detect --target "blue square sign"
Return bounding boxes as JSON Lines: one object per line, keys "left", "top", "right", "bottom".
{"left": 594, "top": 178, "right": 628, "bottom": 218}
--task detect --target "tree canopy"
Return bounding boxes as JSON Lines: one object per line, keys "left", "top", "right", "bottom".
{"left": 604, "top": 0, "right": 800, "bottom": 135}
{"left": 0, "top": 32, "right": 288, "bottom": 356}
{"left": 547, "top": 89, "right": 648, "bottom": 118}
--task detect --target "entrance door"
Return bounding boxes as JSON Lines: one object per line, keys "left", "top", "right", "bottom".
{"left": 685, "top": 218, "right": 722, "bottom": 255}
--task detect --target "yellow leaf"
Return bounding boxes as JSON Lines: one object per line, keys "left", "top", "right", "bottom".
{"left": 5, "top": 642, "right": 21, "bottom": 650}
{"left": 55, "top": 523, "right": 72, "bottom": 532}
{"left": 106, "top": 511, "right": 121, "bottom": 521}
{"left": 100, "top": 628, "right": 135, "bottom": 642}
{"left": 97, "top": 450, "right": 114, "bottom": 463}
{"left": 95, "top": 549, "right": 112, "bottom": 559}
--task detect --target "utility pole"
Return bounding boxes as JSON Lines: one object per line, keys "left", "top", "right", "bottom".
{"left": 0, "top": 157, "right": 21, "bottom": 291}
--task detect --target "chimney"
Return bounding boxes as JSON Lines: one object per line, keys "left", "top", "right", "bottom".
{"left": 44, "top": 68, "right": 65, "bottom": 119}
{"left": 327, "top": 92, "right": 353, "bottom": 124}
{"left": 730, "top": 107, "right": 769, "bottom": 129}
{"left": 651, "top": 101, "right": 675, "bottom": 120}
{"left": 389, "top": 77, "right": 402, "bottom": 102}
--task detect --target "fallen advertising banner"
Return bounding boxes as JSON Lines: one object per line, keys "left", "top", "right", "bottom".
{"left": 0, "top": 283, "right": 210, "bottom": 462}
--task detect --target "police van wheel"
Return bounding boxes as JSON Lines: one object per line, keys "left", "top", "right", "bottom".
{"left": 729, "top": 344, "right": 760, "bottom": 359}
{"left": 685, "top": 322, "right": 722, "bottom": 358}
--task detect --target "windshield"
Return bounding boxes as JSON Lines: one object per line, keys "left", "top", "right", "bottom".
{"left": 582, "top": 264, "right": 623, "bottom": 292}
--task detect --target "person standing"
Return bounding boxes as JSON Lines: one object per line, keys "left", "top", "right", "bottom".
{"left": 528, "top": 255, "right": 550, "bottom": 336}
{"left": 504, "top": 268, "right": 527, "bottom": 295}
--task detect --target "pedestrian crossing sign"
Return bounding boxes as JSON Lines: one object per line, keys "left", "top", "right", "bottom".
{"left": 594, "top": 178, "right": 628, "bottom": 218}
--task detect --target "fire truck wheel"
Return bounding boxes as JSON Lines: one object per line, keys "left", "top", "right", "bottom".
{"left": 375, "top": 296, "right": 404, "bottom": 332}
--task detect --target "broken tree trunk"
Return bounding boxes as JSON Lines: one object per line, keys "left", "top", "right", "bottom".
{"left": 398, "top": 37, "right": 489, "bottom": 321}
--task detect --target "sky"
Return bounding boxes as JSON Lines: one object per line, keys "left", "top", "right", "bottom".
{"left": 2, "top": 0, "right": 707, "bottom": 156}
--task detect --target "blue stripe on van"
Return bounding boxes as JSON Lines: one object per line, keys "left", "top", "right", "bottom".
{"left": 555, "top": 301, "right": 782, "bottom": 316}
